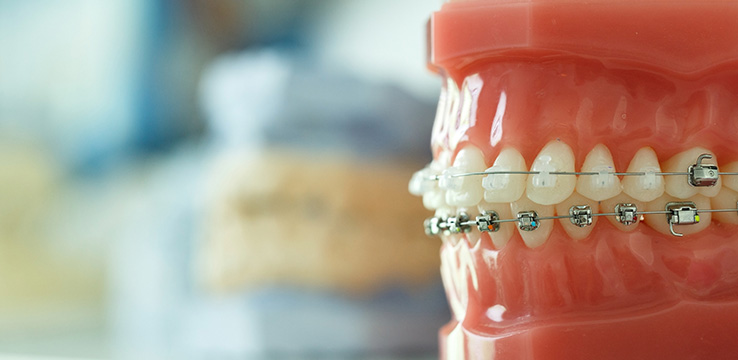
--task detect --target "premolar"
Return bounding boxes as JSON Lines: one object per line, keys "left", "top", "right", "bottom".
{"left": 526, "top": 140, "right": 576, "bottom": 205}
{"left": 423, "top": 153, "right": 450, "bottom": 210}
{"left": 478, "top": 202, "right": 515, "bottom": 249}
{"left": 600, "top": 193, "right": 646, "bottom": 232}
{"left": 555, "top": 192, "right": 599, "bottom": 241}
{"left": 483, "top": 147, "right": 527, "bottom": 203}
{"left": 445, "top": 145, "right": 486, "bottom": 207}
{"left": 511, "top": 196, "right": 553, "bottom": 248}
{"left": 576, "top": 144, "right": 621, "bottom": 201}
{"left": 621, "top": 147, "right": 664, "bottom": 202}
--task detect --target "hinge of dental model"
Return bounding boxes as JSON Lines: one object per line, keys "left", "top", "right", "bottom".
{"left": 410, "top": 153, "right": 732, "bottom": 196}
{"left": 424, "top": 201, "right": 738, "bottom": 238}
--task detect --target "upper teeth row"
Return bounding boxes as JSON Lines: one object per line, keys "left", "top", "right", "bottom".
{"left": 410, "top": 142, "right": 734, "bottom": 208}
{"left": 426, "top": 201, "right": 736, "bottom": 239}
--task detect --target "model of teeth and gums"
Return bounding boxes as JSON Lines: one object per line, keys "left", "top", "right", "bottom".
{"left": 410, "top": 0, "right": 738, "bottom": 359}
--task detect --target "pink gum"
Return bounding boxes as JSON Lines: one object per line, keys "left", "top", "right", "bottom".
{"left": 432, "top": 61, "right": 738, "bottom": 168}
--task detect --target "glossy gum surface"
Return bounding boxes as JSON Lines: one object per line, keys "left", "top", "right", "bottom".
{"left": 429, "top": 0, "right": 738, "bottom": 358}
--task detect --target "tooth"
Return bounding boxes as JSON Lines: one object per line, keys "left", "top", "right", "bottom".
{"left": 478, "top": 202, "right": 514, "bottom": 249}
{"left": 643, "top": 194, "right": 711, "bottom": 236}
{"left": 422, "top": 153, "right": 451, "bottom": 210}
{"left": 555, "top": 192, "right": 599, "bottom": 241}
{"left": 576, "top": 144, "right": 621, "bottom": 201}
{"left": 423, "top": 188, "right": 446, "bottom": 210}
{"left": 600, "top": 193, "right": 645, "bottom": 232}
{"left": 663, "top": 147, "right": 716, "bottom": 199}
{"left": 711, "top": 187, "right": 738, "bottom": 225}
{"left": 621, "top": 147, "right": 664, "bottom": 202}
{"left": 483, "top": 147, "right": 527, "bottom": 203}
{"left": 511, "top": 196, "right": 553, "bottom": 248}
{"left": 445, "top": 145, "right": 486, "bottom": 207}
{"left": 526, "top": 140, "right": 576, "bottom": 205}
{"left": 722, "top": 161, "right": 738, "bottom": 192}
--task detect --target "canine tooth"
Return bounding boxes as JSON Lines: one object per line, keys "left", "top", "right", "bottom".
{"left": 711, "top": 187, "right": 738, "bottom": 225}
{"left": 555, "top": 193, "right": 599, "bottom": 241}
{"left": 622, "top": 147, "right": 664, "bottom": 202}
{"left": 511, "top": 197, "right": 553, "bottom": 248}
{"left": 600, "top": 194, "right": 645, "bottom": 232}
{"left": 722, "top": 161, "right": 738, "bottom": 192}
{"left": 576, "top": 144, "right": 621, "bottom": 201}
{"left": 526, "top": 140, "right": 576, "bottom": 205}
{"left": 483, "top": 147, "right": 527, "bottom": 203}
{"left": 478, "top": 202, "right": 515, "bottom": 249}
{"left": 663, "top": 147, "right": 715, "bottom": 199}
{"left": 643, "top": 194, "right": 711, "bottom": 236}
{"left": 445, "top": 146, "right": 486, "bottom": 207}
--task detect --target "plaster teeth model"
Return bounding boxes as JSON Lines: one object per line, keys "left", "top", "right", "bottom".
{"left": 413, "top": 0, "right": 738, "bottom": 358}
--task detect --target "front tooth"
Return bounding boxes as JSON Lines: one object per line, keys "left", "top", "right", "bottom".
{"left": 445, "top": 145, "right": 486, "bottom": 207}
{"left": 600, "top": 193, "right": 646, "bottom": 232}
{"left": 511, "top": 196, "right": 553, "bottom": 248}
{"left": 621, "top": 147, "right": 664, "bottom": 202}
{"left": 643, "top": 194, "right": 711, "bottom": 236}
{"left": 555, "top": 192, "right": 599, "bottom": 241}
{"left": 526, "top": 140, "right": 576, "bottom": 205}
{"left": 576, "top": 144, "right": 621, "bottom": 201}
{"left": 710, "top": 187, "right": 738, "bottom": 225}
{"left": 477, "top": 202, "right": 515, "bottom": 249}
{"left": 662, "top": 147, "right": 714, "bottom": 199}
{"left": 483, "top": 147, "right": 527, "bottom": 203}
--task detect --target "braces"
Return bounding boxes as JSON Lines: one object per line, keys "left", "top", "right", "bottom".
{"left": 411, "top": 153, "right": 731, "bottom": 194}
{"left": 425, "top": 201, "right": 738, "bottom": 238}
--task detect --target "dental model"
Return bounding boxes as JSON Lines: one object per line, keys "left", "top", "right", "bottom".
{"left": 410, "top": 0, "right": 738, "bottom": 358}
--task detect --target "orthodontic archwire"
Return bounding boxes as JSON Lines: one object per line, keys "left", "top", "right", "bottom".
{"left": 425, "top": 201, "right": 738, "bottom": 238}
{"left": 417, "top": 153, "right": 726, "bottom": 187}
{"left": 417, "top": 153, "right": 737, "bottom": 237}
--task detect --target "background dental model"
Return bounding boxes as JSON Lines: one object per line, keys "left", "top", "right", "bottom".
{"left": 0, "top": 0, "right": 445, "bottom": 359}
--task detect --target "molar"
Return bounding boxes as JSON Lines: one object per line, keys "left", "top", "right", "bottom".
{"left": 526, "top": 140, "right": 576, "bottom": 205}
{"left": 643, "top": 194, "right": 711, "bottom": 236}
{"left": 511, "top": 196, "right": 553, "bottom": 248}
{"left": 720, "top": 161, "right": 738, "bottom": 193}
{"left": 710, "top": 187, "right": 738, "bottom": 225}
{"left": 621, "top": 147, "right": 664, "bottom": 202}
{"left": 444, "top": 145, "right": 486, "bottom": 207}
{"left": 478, "top": 202, "right": 515, "bottom": 249}
{"left": 482, "top": 147, "right": 527, "bottom": 203}
{"left": 555, "top": 192, "right": 599, "bottom": 241}
{"left": 662, "top": 147, "right": 718, "bottom": 199}
{"left": 576, "top": 144, "right": 621, "bottom": 201}
{"left": 600, "top": 194, "right": 646, "bottom": 232}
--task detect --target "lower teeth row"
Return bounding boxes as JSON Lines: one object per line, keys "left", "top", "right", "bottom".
{"left": 425, "top": 201, "right": 738, "bottom": 238}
